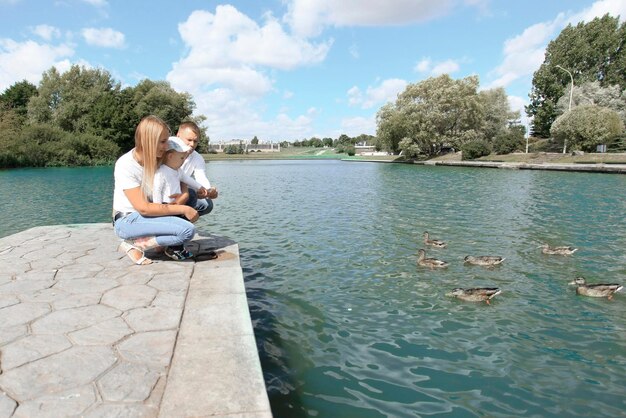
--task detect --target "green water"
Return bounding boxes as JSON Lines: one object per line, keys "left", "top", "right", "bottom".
{"left": 1, "top": 161, "right": 625, "bottom": 417}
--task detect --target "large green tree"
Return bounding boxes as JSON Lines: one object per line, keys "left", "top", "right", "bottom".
{"left": 28, "top": 65, "right": 119, "bottom": 133}
{"left": 527, "top": 14, "right": 626, "bottom": 137}
{"left": 132, "top": 79, "right": 195, "bottom": 132}
{"left": 377, "top": 75, "right": 485, "bottom": 157}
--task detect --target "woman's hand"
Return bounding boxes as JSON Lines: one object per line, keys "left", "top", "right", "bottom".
{"left": 183, "top": 206, "right": 199, "bottom": 223}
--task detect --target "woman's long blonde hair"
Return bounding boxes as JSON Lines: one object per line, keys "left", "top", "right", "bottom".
{"left": 135, "top": 115, "right": 169, "bottom": 198}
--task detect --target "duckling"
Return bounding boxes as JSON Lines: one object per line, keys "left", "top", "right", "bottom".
{"left": 463, "top": 255, "right": 505, "bottom": 267}
{"left": 446, "top": 287, "right": 501, "bottom": 305}
{"left": 423, "top": 231, "right": 447, "bottom": 248}
{"left": 540, "top": 244, "right": 577, "bottom": 255}
{"left": 568, "top": 277, "right": 623, "bottom": 300}
{"left": 417, "top": 249, "right": 448, "bottom": 269}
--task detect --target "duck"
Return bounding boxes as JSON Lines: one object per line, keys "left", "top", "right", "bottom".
{"left": 417, "top": 249, "right": 448, "bottom": 269}
{"left": 540, "top": 244, "right": 577, "bottom": 255}
{"left": 423, "top": 231, "right": 447, "bottom": 248}
{"left": 445, "top": 287, "right": 501, "bottom": 304}
{"left": 568, "top": 277, "right": 623, "bottom": 300}
{"left": 463, "top": 255, "right": 505, "bottom": 267}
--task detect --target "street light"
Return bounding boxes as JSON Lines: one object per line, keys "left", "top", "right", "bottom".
{"left": 556, "top": 64, "right": 573, "bottom": 153}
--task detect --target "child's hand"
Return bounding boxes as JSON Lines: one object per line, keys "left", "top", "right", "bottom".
{"left": 208, "top": 187, "right": 218, "bottom": 199}
{"left": 196, "top": 187, "right": 209, "bottom": 198}
{"left": 169, "top": 192, "right": 188, "bottom": 205}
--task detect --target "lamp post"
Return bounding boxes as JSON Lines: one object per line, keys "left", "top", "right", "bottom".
{"left": 556, "top": 64, "right": 573, "bottom": 153}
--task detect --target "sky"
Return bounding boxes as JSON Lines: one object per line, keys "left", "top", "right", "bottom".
{"left": 1, "top": 0, "right": 625, "bottom": 142}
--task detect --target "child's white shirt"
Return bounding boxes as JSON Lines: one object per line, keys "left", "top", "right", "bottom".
{"left": 153, "top": 165, "right": 204, "bottom": 204}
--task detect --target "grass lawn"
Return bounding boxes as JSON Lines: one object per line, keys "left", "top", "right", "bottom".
{"left": 201, "top": 147, "right": 399, "bottom": 161}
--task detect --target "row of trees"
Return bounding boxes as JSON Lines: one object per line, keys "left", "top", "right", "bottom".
{"left": 0, "top": 65, "right": 207, "bottom": 168}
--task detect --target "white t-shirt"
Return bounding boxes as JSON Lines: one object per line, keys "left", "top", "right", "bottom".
{"left": 153, "top": 165, "right": 204, "bottom": 204}
{"left": 180, "top": 150, "right": 211, "bottom": 189}
{"left": 153, "top": 165, "right": 180, "bottom": 204}
{"left": 113, "top": 149, "right": 144, "bottom": 213}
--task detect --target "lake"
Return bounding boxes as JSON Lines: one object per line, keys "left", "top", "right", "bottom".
{"left": 1, "top": 160, "right": 625, "bottom": 417}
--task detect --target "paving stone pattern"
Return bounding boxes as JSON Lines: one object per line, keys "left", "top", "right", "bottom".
{"left": 0, "top": 224, "right": 271, "bottom": 418}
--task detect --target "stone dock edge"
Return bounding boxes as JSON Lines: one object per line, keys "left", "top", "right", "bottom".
{"left": 344, "top": 158, "right": 626, "bottom": 173}
{"left": 0, "top": 223, "right": 272, "bottom": 418}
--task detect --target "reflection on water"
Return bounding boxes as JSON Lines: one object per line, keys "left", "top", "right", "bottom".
{"left": 2, "top": 161, "right": 625, "bottom": 417}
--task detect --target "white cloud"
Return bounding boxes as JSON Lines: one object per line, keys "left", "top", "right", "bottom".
{"left": 571, "top": 0, "right": 626, "bottom": 24}
{"left": 431, "top": 59, "right": 460, "bottom": 75}
{"left": 347, "top": 78, "right": 407, "bottom": 109}
{"left": 414, "top": 57, "right": 460, "bottom": 75}
{"left": 347, "top": 86, "right": 362, "bottom": 106}
{"left": 81, "top": 0, "right": 108, "bottom": 6}
{"left": 349, "top": 43, "right": 359, "bottom": 59}
{"left": 167, "top": 5, "right": 333, "bottom": 140}
{"left": 283, "top": 90, "right": 294, "bottom": 99}
{"left": 31, "top": 24, "right": 61, "bottom": 41}
{"left": 81, "top": 27, "right": 125, "bottom": 48}
{"left": 0, "top": 39, "right": 74, "bottom": 90}
{"left": 285, "top": 0, "right": 456, "bottom": 37}
{"left": 487, "top": 0, "right": 626, "bottom": 90}
{"left": 340, "top": 115, "right": 376, "bottom": 137}
{"left": 414, "top": 58, "right": 431, "bottom": 72}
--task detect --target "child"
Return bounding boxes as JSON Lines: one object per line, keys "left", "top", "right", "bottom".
{"left": 153, "top": 136, "right": 207, "bottom": 260}
{"left": 177, "top": 121, "right": 218, "bottom": 216}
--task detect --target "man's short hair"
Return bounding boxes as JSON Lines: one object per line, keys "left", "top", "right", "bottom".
{"left": 178, "top": 121, "right": 200, "bottom": 138}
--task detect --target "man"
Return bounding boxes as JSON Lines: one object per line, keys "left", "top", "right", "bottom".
{"left": 177, "top": 121, "right": 218, "bottom": 216}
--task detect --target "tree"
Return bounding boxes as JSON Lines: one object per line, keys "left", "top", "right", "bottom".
{"left": 132, "top": 79, "right": 195, "bottom": 131}
{"left": 479, "top": 87, "right": 519, "bottom": 141}
{"left": 556, "top": 81, "right": 626, "bottom": 125}
{"left": 377, "top": 74, "right": 485, "bottom": 157}
{"left": 527, "top": 14, "right": 626, "bottom": 137}
{"left": 251, "top": 136, "right": 259, "bottom": 145}
{"left": 550, "top": 105, "right": 624, "bottom": 152}
{"left": 28, "top": 65, "right": 119, "bottom": 133}
{"left": 0, "top": 80, "right": 37, "bottom": 117}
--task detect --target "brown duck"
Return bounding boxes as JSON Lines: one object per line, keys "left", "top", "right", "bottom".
{"left": 463, "top": 255, "right": 505, "bottom": 267}
{"left": 446, "top": 288, "right": 501, "bottom": 305}
{"left": 568, "top": 277, "right": 623, "bottom": 300}
{"left": 417, "top": 249, "right": 448, "bottom": 269}
{"left": 423, "top": 231, "right": 447, "bottom": 248}
{"left": 541, "top": 244, "right": 577, "bottom": 255}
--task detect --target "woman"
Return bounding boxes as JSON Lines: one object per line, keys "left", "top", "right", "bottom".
{"left": 113, "top": 115, "right": 199, "bottom": 265}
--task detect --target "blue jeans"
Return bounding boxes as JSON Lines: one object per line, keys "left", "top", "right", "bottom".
{"left": 187, "top": 188, "right": 214, "bottom": 216}
{"left": 114, "top": 212, "right": 195, "bottom": 247}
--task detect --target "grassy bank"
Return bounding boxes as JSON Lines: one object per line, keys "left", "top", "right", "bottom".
{"left": 200, "top": 147, "right": 626, "bottom": 164}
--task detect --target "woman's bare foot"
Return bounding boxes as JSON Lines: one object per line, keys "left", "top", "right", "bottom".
{"left": 131, "top": 236, "right": 159, "bottom": 250}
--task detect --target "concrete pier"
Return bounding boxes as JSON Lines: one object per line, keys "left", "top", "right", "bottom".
{"left": 0, "top": 223, "right": 272, "bottom": 418}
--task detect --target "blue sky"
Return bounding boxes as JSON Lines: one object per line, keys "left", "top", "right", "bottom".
{"left": 1, "top": 0, "right": 625, "bottom": 142}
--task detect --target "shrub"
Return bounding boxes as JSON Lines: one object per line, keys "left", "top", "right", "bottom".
{"left": 461, "top": 140, "right": 491, "bottom": 160}
{"left": 224, "top": 144, "right": 243, "bottom": 154}
{"left": 492, "top": 128, "right": 525, "bottom": 154}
